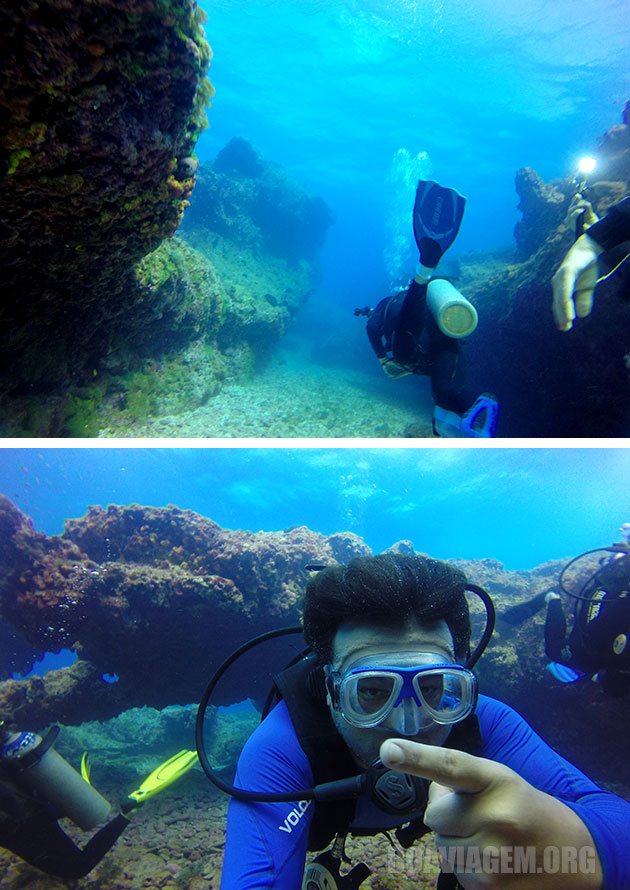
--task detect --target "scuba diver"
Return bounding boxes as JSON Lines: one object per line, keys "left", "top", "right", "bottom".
{"left": 544, "top": 526, "right": 630, "bottom": 695}
{"left": 0, "top": 720, "right": 197, "bottom": 879}
{"left": 501, "top": 525, "right": 630, "bottom": 696}
{"left": 552, "top": 194, "right": 630, "bottom": 332}
{"left": 355, "top": 179, "right": 499, "bottom": 437}
{"left": 195, "top": 553, "right": 630, "bottom": 890}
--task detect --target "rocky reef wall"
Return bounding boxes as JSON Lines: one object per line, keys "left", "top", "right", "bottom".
{"left": 1, "top": 4, "right": 332, "bottom": 437}
{"left": 0, "top": 0, "right": 212, "bottom": 403}
{"left": 183, "top": 136, "right": 334, "bottom": 265}
{"left": 1, "top": 496, "right": 629, "bottom": 789}
{"left": 0, "top": 495, "right": 369, "bottom": 723}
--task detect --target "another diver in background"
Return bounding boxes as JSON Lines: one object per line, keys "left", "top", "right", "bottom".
{"left": 0, "top": 720, "right": 197, "bottom": 878}
{"left": 356, "top": 179, "right": 499, "bottom": 438}
{"left": 543, "top": 524, "right": 630, "bottom": 696}
{"left": 551, "top": 195, "right": 630, "bottom": 331}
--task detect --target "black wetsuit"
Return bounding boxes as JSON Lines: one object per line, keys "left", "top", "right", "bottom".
{"left": 0, "top": 766, "right": 129, "bottom": 879}
{"left": 366, "top": 278, "right": 473, "bottom": 414}
{"left": 587, "top": 196, "right": 630, "bottom": 299}
{"left": 588, "top": 197, "right": 630, "bottom": 250}
{"left": 545, "top": 554, "right": 630, "bottom": 697}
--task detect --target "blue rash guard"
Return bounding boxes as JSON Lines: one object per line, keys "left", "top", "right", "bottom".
{"left": 221, "top": 695, "right": 630, "bottom": 889}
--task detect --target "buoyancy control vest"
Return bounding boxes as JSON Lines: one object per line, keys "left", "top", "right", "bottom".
{"left": 572, "top": 554, "right": 630, "bottom": 674}
{"left": 273, "top": 654, "right": 483, "bottom": 854}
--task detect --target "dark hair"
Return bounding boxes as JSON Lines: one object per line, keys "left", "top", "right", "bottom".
{"left": 302, "top": 553, "right": 471, "bottom": 663}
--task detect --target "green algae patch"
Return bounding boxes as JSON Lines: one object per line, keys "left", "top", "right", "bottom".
{"left": 132, "top": 237, "right": 226, "bottom": 346}
{"left": 102, "top": 342, "right": 226, "bottom": 431}
{"left": 61, "top": 391, "right": 102, "bottom": 438}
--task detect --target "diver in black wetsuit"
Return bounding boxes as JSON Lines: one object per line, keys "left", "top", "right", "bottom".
{"left": 498, "top": 527, "right": 630, "bottom": 697}
{"left": 358, "top": 179, "right": 499, "bottom": 437}
{"left": 543, "top": 536, "right": 630, "bottom": 696}
{"left": 365, "top": 277, "right": 483, "bottom": 432}
{"left": 0, "top": 757, "right": 130, "bottom": 879}
{"left": 0, "top": 720, "right": 197, "bottom": 878}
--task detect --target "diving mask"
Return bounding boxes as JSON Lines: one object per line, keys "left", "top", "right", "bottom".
{"left": 325, "top": 652, "right": 478, "bottom": 736}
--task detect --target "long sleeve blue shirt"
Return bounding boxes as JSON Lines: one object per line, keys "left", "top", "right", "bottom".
{"left": 221, "top": 695, "right": 630, "bottom": 889}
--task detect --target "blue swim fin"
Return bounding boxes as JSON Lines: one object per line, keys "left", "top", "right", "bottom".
{"left": 413, "top": 179, "right": 466, "bottom": 269}
{"left": 460, "top": 393, "right": 500, "bottom": 438}
{"left": 546, "top": 662, "right": 584, "bottom": 684}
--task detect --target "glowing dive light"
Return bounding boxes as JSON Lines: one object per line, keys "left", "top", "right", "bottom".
{"left": 573, "top": 156, "right": 598, "bottom": 196}
{"left": 577, "top": 157, "right": 597, "bottom": 176}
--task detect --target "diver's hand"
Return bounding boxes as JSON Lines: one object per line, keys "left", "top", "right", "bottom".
{"left": 565, "top": 194, "right": 599, "bottom": 238}
{"left": 379, "top": 357, "right": 411, "bottom": 378}
{"left": 551, "top": 233, "right": 604, "bottom": 332}
{"left": 380, "top": 739, "right": 602, "bottom": 889}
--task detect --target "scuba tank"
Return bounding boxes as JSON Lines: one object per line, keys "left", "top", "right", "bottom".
{"left": 426, "top": 279, "right": 478, "bottom": 338}
{"left": 0, "top": 721, "right": 111, "bottom": 830}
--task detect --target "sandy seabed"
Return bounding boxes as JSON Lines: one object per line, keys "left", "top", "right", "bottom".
{"left": 99, "top": 352, "right": 433, "bottom": 439}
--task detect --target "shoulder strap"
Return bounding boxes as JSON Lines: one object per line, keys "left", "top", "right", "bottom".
{"left": 274, "top": 657, "right": 357, "bottom": 850}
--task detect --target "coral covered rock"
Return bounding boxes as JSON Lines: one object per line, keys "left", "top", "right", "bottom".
{"left": 0, "top": 0, "right": 213, "bottom": 403}
{"left": 513, "top": 167, "right": 565, "bottom": 262}
{"left": 1, "top": 499, "right": 630, "bottom": 794}
{"left": 0, "top": 49, "right": 330, "bottom": 436}
{"left": 0, "top": 496, "right": 369, "bottom": 724}
{"left": 183, "top": 137, "right": 334, "bottom": 264}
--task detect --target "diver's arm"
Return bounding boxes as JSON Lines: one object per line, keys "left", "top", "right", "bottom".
{"left": 366, "top": 301, "right": 412, "bottom": 377}
{"left": 587, "top": 197, "right": 630, "bottom": 251}
{"left": 478, "top": 695, "right": 630, "bottom": 889}
{"left": 366, "top": 322, "right": 387, "bottom": 359}
{"left": 552, "top": 197, "right": 630, "bottom": 331}
{"left": 1, "top": 809, "right": 129, "bottom": 879}
{"left": 220, "top": 700, "right": 314, "bottom": 890}
{"left": 366, "top": 303, "right": 388, "bottom": 359}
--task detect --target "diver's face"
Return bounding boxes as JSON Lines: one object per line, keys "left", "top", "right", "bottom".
{"left": 328, "top": 619, "right": 456, "bottom": 768}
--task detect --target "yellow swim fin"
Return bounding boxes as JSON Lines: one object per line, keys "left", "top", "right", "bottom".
{"left": 81, "top": 752, "right": 92, "bottom": 785}
{"left": 126, "top": 750, "right": 199, "bottom": 808}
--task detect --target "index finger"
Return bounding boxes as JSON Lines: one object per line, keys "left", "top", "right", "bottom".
{"left": 551, "top": 268, "right": 576, "bottom": 331}
{"left": 380, "top": 738, "right": 499, "bottom": 795}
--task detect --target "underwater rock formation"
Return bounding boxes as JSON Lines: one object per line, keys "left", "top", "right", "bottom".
{"left": 183, "top": 137, "right": 334, "bottom": 264}
{"left": 513, "top": 168, "right": 566, "bottom": 262}
{"left": 466, "top": 100, "right": 630, "bottom": 437}
{"left": 87, "top": 139, "right": 334, "bottom": 434}
{"left": 597, "top": 98, "right": 630, "bottom": 191}
{"left": 0, "top": 0, "right": 213, "bottom": 408}
{"left": 0, "top": 496, "right": 370, "bottom": 725}
{"left": 1, "top": 497, "right": 629, "bottom": 789}
{"left": 0, "top": 37, "right": 331, "bottom": 436}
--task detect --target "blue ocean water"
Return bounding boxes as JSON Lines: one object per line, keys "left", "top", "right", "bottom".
{"left": 1, "top": 447, "right": 627, "bottom": 570}
{"left": 194, "top": 0, "right": 629, "bottom": 308}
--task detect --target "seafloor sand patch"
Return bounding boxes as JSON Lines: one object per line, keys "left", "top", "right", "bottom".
{"left": 99, "top": 354, "right": 433, "bottom": 439}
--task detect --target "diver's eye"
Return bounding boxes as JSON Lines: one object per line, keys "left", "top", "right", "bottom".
{"left": 417, "top": 676, "right": 446, "bottom": 707}
{"left": 356, "top": 676, "right": 394, "bottom": 712}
